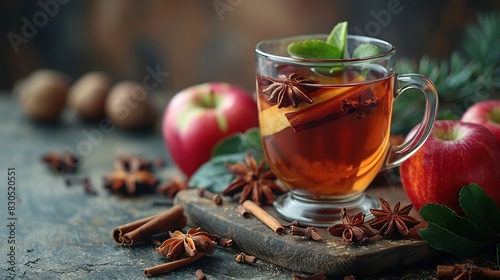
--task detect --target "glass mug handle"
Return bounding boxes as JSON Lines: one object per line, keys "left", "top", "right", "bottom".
{"left": 382, "top": 73, "right": 439, "bottom": 170}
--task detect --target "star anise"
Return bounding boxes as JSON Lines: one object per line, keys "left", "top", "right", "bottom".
{"left": 221, "top": 153, "right": 285, "bottom": 205}
{"left": 327, "top": 208, "right": 376, "bottom": 244}
{"left": 156, "top": 227, "right": 217, "bottom": 260}
{"left": 263, "top": 72, "right": 318, "bottom": 108}
{"left": 41, "top": 151, "right": 80, "bottom": 174}
{"left": 114, "top": 155, "right": 163, "bottom": 172}
{"left": 369, "top": 198, "right": 420, "bottom": 237}
{"left": 451, "top": 263, "right": 484, "bottom": 280}
{"left": 341, "top": 89, "right": 379, "bottom": 119}
{"left": 157, "top": 177, "right": 188, "bottom": 198}
{"left": 103, "top": 168, "right": 158, "bottom": 195}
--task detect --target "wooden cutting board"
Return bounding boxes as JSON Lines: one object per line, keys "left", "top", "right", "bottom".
{"left": 174, "top": 183, "right": 440, "bottom": 277}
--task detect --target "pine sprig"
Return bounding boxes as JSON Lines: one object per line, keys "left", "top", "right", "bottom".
{"left": 393, "top": 13, "right": 500, "bottom": 134}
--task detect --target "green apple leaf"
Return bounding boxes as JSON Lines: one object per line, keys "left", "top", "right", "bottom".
{"left": 190, "top": 128, "right": 264, "bottom": 193}
{"left": 459, "top": 184, "right": 500, "bottom": 237}
{"left": 188, "top": 153, "right": 245, "bottom": 193}
{"left": 211, "top": 128, "right": 263, "bottom": 160}
{"left": 418, "top": 203, "right": 488, "bottom": 258}
{"left": 288, "top": 40, "right": 341, "bottom": 59}
{"left": 326, "top": 21, "right": 348, "bottom": 57}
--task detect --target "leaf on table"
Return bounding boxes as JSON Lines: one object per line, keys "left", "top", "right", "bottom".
{"left": 189, "top": 153, "right": 246, "bottom": 193}
{"left": 211, "top": 128, "right": 263, "bottom": 161}
{"left": 418, "top": 203, "right": 488, "bottom": 258}
{"left": 459, "top": 184, "right": 500, "bottom": 237}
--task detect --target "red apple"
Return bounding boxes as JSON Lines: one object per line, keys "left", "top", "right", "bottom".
{"left": 163, "top": 82, "right": 258, "bottom": 177}
{"left": 461, "top": 100, "right": 500, "bottom": 147}
{"left": 399, "top": 120, "right": 500, "bottom": 213}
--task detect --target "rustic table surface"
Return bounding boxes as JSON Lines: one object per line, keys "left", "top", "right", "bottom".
{"left": 0, "top": 93, "right": 496, "bottom": 279}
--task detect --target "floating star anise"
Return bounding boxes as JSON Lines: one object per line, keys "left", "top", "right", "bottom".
{"left": 221, "top": 153, "right": 286, "bottom": 205}
{"left": 156, "top": 227, "right": 217, "bottom": 260}
{"left": 369, "top": 198, "right": 420, "bottom": 237}
{"left": 263, "top": 72, "right": 318, "bottom": 108}
{"left": 327, "top": 208, "right": 376, "bottom": 244}
{"left": 341, "top": 89, "right": 379, "bottom": 119}
{"left": 41, "top": 151, "right": 80, "bottom": 174}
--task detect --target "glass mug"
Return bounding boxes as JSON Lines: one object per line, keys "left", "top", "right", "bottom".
{"left": 255, "top": 35, "right": 438, "bottom": 226}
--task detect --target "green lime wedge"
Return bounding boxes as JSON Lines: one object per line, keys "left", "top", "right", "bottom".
{"left": 287, "top": 40, "right": 341, "bottom": 59}
{"left": 352, "top": 43, "right": 382, "bottom": 58}
{"left": 326, "top": 21, "right": 348, "bottom": 58}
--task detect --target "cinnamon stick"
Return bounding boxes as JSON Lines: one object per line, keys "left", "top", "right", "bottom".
{"left": 144, "top": 249, "right": 214, "bottom": 277}
{"left": 242, "top": 200, "right": 284, "bottom": 234}
{"left": 237, "top": 205, "right": 250, "bottom": 218}
{"left": 112, "top": 213, "right": 158, "bottom": 245}
{"left": 285, "top": 85, "right": 371, "bottom": 132}
{"left": 235, "top": 252, "right": 257, "bottom": 264}
{"left": 112, "top": 205, "right": 187, "bottom": 246}
{"left": 437, "top": 264, "right": 499, "bottom": 279}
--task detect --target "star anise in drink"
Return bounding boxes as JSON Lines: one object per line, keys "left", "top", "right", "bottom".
{"left": 327, "top": 208, "right": 376, "bottom": 244}
{"left": 221, "top": 153, "right": 286, "bottom": 205}
{"left": 41, "top": 151, "right": 80, "bottom": 174}
{"left": 263, "top": 72, "right": 318, "bottom": 108}
{"left": 156, "top": 227, "right": 217, "bottom": 260}
{"left": 369, "top": 198, "right": 420, "bottom": 237}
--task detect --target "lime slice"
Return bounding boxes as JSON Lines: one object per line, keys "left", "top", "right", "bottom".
{"left": 326, "top": 21, "right": 348, "bottom": 58}
{"left": 352, "top": 43, "right": 382, "bottom": 58}
{"left": 288, "top": 40, "right": 341, "bottom": 59}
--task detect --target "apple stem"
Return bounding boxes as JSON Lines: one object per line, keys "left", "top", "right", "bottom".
{"left": 208, "top": 90, "right": 215, "bottom": 108}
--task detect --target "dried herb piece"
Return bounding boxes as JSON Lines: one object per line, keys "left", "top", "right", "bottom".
{"left": 263, "top": 73, "right": 318, "bottom": 108}
{"left": 282, "top": 220, "right": 301, "bottom": 228}
{"left": 222, "top": 152, "right": 285, "bottom": 205}
{"left": 237, "top": 205, "right": 250, "bottom": 218}
{"left": 292, "top": 271, "right": 326, "bottom": 280}
{"left": 195, "top": 269, "right": 207, "bottom": 280}
{"left": 198, "top": 189, "right": 223, "bottom": 205}
{"left": 156, "top": 227, "right": 217, "bottom": 260}
{"left": 64, "top": 176, "right": 97, "bottom": 195}
{"left": 327, "top": 208, "right": 375, "bottom": 244}
{"left": 235, "top": 252, "right": 257, "bottom": 264}
{"left": 216, "top": 237, "right": 233, "bottom": 247}
{"left": 157, "top": 177, "right": 188, "bottom": 198}
{"left": 369, "top": 198, "right": 420, "bottom": 237}
{"left": 290, "top": 226, "right": 322, "bottom": 241}
{"left": 41, "top": 151, "right": 79, "bottom": 174}
{"left": 103, "top": 162, "right": 159, "bottom": 195}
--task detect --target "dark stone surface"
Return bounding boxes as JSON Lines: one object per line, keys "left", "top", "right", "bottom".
{"left": 0, "top": 94, "right": 497, "bottom": 279}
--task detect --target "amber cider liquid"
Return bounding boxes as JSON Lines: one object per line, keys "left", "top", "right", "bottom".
{"left": 257, "top": 69, "right": 394, "bottom": 198}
